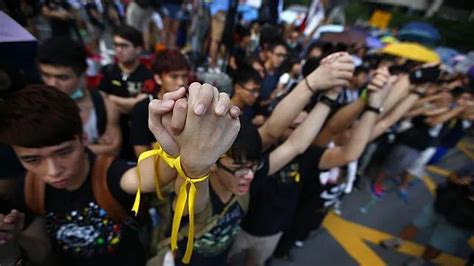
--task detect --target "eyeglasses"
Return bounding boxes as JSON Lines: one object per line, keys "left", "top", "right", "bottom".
{"left": 216, "top": 160, "right": 262, "bottom": 176}
{"left": 239, "top": 83, "right": 260, "bottom": 95}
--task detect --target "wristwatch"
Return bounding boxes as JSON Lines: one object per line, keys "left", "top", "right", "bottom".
{"left": 364, "top": 105, "right": 383, "bottom": 114}
{"left": 318, "top": 94, "right": 339, "bottom": 109}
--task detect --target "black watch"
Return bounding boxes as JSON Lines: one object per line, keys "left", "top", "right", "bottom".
{"left": 318, "top": 95, "right": 339, "bottom": 109}
{"left": 364, "top": 105, "right": 383, "bottom": 114}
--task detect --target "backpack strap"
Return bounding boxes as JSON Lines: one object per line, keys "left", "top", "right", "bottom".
{"left": 90, "top": 90, "right": 107, "bottom": 136}
{"left": 24, "top": 172, "right": 45, "bottom": 215}
{"left": 91, "top": 155, "right": 129, "bottom": 223}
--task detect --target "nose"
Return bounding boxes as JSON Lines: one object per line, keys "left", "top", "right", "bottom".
{"left": 46, "top": 158, "right": 63, "bottom": 178}
{"left": 44, "top": 77, "right": 60, "bottom": 89}
{"left": 242, "top": 169, "right": 255, "bottom": 180}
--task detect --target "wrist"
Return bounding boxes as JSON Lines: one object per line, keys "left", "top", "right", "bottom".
{"left": 180, "top": 158, "right": 210, "bottom": 178}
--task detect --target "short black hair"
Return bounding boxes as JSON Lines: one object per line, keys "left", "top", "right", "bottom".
{"left": 260, "top": 23, "right": 281, "bottom": 48}
{"left": 234, "top": 66, "right": 263, "bottom": 86}
{"left": 268, "top": 37, "right": 288, "bottom": 52}
{"left": 302, "top": 57, "right": 321, "bottom": 78}
{"left": 113, "top": 25, "right": 144, "bottom": 47}
{"left": 0, "top": 85, "right": 82, "bottom": 147}
{"left": 226, "top": 120, "right": 262, "bottom": 163}
{"left": 37, "top": 37, "right": 87, "bottom": 75}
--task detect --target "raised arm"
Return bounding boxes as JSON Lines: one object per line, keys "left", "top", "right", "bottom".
{"left": 319, "top": 68, "right": 392, "bottom": 169}
{"left": 268, "top": 89, "right": 338, "bottom": 175}
{"left": 259, "top": 52, "right": 355, "bottom": 150}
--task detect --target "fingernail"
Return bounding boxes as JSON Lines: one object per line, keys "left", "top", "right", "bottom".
{"left": 216, "top": 104, "right": 226, "bottom": 115}
{"left": 194, "top": 104, "right": 205, "bottom": 115}
{"left": 162, "top": 100, "right": 174, "bottom": 108}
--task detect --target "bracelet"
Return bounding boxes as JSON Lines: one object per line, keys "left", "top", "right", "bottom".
{"left": 318, "top": 94, "right": 339, "bottom": 109}
{"left": 136, "top": 143, "right": 209, "bottom": 264}
{"left": 305, "top": 77, "right": 317, "bottom": 94}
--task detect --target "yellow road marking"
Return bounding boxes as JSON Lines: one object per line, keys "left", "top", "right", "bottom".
{"left": 421, "top": 175, "right": 436, "bottom": 195}
{"left": 426, "top": 165, "right": 452, "bottom": 177}
{"left": 323, "top": 212, "right": 466, "bottom": 265}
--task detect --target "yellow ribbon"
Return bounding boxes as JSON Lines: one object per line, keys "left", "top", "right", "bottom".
{"left": 134, "top": 143, "right": 209, "bottom": 264}
{"left": 290, "top": 171, "right": 300, "bottom": 183}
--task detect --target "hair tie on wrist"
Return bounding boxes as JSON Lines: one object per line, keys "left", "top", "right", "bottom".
{"left": 305, "top": 77, "right": 317, "bottom": 94}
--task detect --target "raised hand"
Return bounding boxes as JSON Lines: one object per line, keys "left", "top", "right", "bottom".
{"left": 306, "top": 52, "right": 355, "bottom": 90}
{"left": 367, "top": 67, "right": 393, "bottom": 108}
{"left": 173, "top": 83, "right": 241, "bottom": 177}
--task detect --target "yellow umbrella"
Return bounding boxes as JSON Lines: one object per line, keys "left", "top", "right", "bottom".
{"left": 382, "top": 42, "right": 440, "bottom": 63}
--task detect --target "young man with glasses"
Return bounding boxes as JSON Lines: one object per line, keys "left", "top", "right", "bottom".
{"left": 98, "top": 25, "right": 154, "bottom": 160}
{"left": 230, "top": 67, "right": 263, "bottom": 122}
{"left": 259, "top": 38, "right": 289, "bottom": 117}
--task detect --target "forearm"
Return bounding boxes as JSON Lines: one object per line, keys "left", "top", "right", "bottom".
{"left": 288, "top": 103, "right": 331, "bottom": 154}
{"left": 425, "top": 106, "right": 464, "bottom": 125}
{"left": 328, "top": 98, "right": 365, "bottom": 134}
{"left": 341, "top": 111, "right": 378, "bottom": 161}
{"left": 259, "top": 81, "right": 313, "bottom": 150}
{"left": 382, "top": 75, "right": 411, "bottom": 115}
{"left": 371, "top": 94, "right": 419, "bottom": 140}
{"left": 109, "top": 95, "right": 146, "bottom": 114}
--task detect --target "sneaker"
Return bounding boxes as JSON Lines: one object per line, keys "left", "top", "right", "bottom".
{"left": 332, "top": 201, "right": 342, "bottom": 216}
{"left": 294, "top": 241, "right": 304, "bottom": 248}
{"left": 380, "top": 237, "right": 403, "bottom": 249}
{"left": 371, "top": 183, "right": 384, "bottom": 198}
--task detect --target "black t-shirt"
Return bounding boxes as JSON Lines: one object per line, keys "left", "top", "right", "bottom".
{"left": 98, "top": 64, "right": 154, "bottom": 98}
{"left": 397, "top": 116, "right": 440, "bottom": 151}
{"left": 241, "top": 146, "right": 326, "bottom": 236}
{"left": 15, "top": 151, "right": 145, "bottom": 266}
{"left": 175, "top": 156, "right": 271, "bottom": 266}
{"left": 130, "top": 95, "right": 156, "bottom": 147}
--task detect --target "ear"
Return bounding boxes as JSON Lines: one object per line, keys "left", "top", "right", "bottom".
{"left": 154, "top": 74, "right": 163, "bottom": 86}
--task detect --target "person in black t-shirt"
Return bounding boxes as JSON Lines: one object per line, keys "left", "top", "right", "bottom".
{"left": 98, "top": 25, "right": 154, "bottom": 160}
{"left": 130, "top": 49, "right": 191, "bottom": 157}
{"left": 229, "top": 67, "right": 263, "bottom": 122}
{"left": 37, "top": 37, "right": 122, "bottom": 157}
{"left": 0, "top": 84, "right": 240, "bottom": 265}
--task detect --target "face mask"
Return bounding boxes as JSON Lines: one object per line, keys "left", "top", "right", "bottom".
{"left": 70, "top": 79, "right": 85, "bottom": 100}
{"left": 70, "top": 87, "right": 84, "bottom": 100}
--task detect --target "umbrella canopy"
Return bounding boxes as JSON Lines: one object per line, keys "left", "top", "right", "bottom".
{"left": 434, "top": 46, "right": 459, "bottom": 66}
{"left": 382, "top": 42, "right": 440, "bottom": 63}
{"left": 398, "top": 21, "right": 441, "bottom": 45}
{"left": 320, "top": 30, "right": 367, "bottom": 45}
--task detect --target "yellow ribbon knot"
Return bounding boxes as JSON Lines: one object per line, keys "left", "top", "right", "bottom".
{"left": 290, "top": 171, "right": 300, "bottom": 183}
{"left": 134, "top": 143, "right": 209, "bottom": 264}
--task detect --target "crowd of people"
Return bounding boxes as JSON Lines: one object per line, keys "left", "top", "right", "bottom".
{"left": 1, "top": 1, "right": 474, "bottom": 266}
